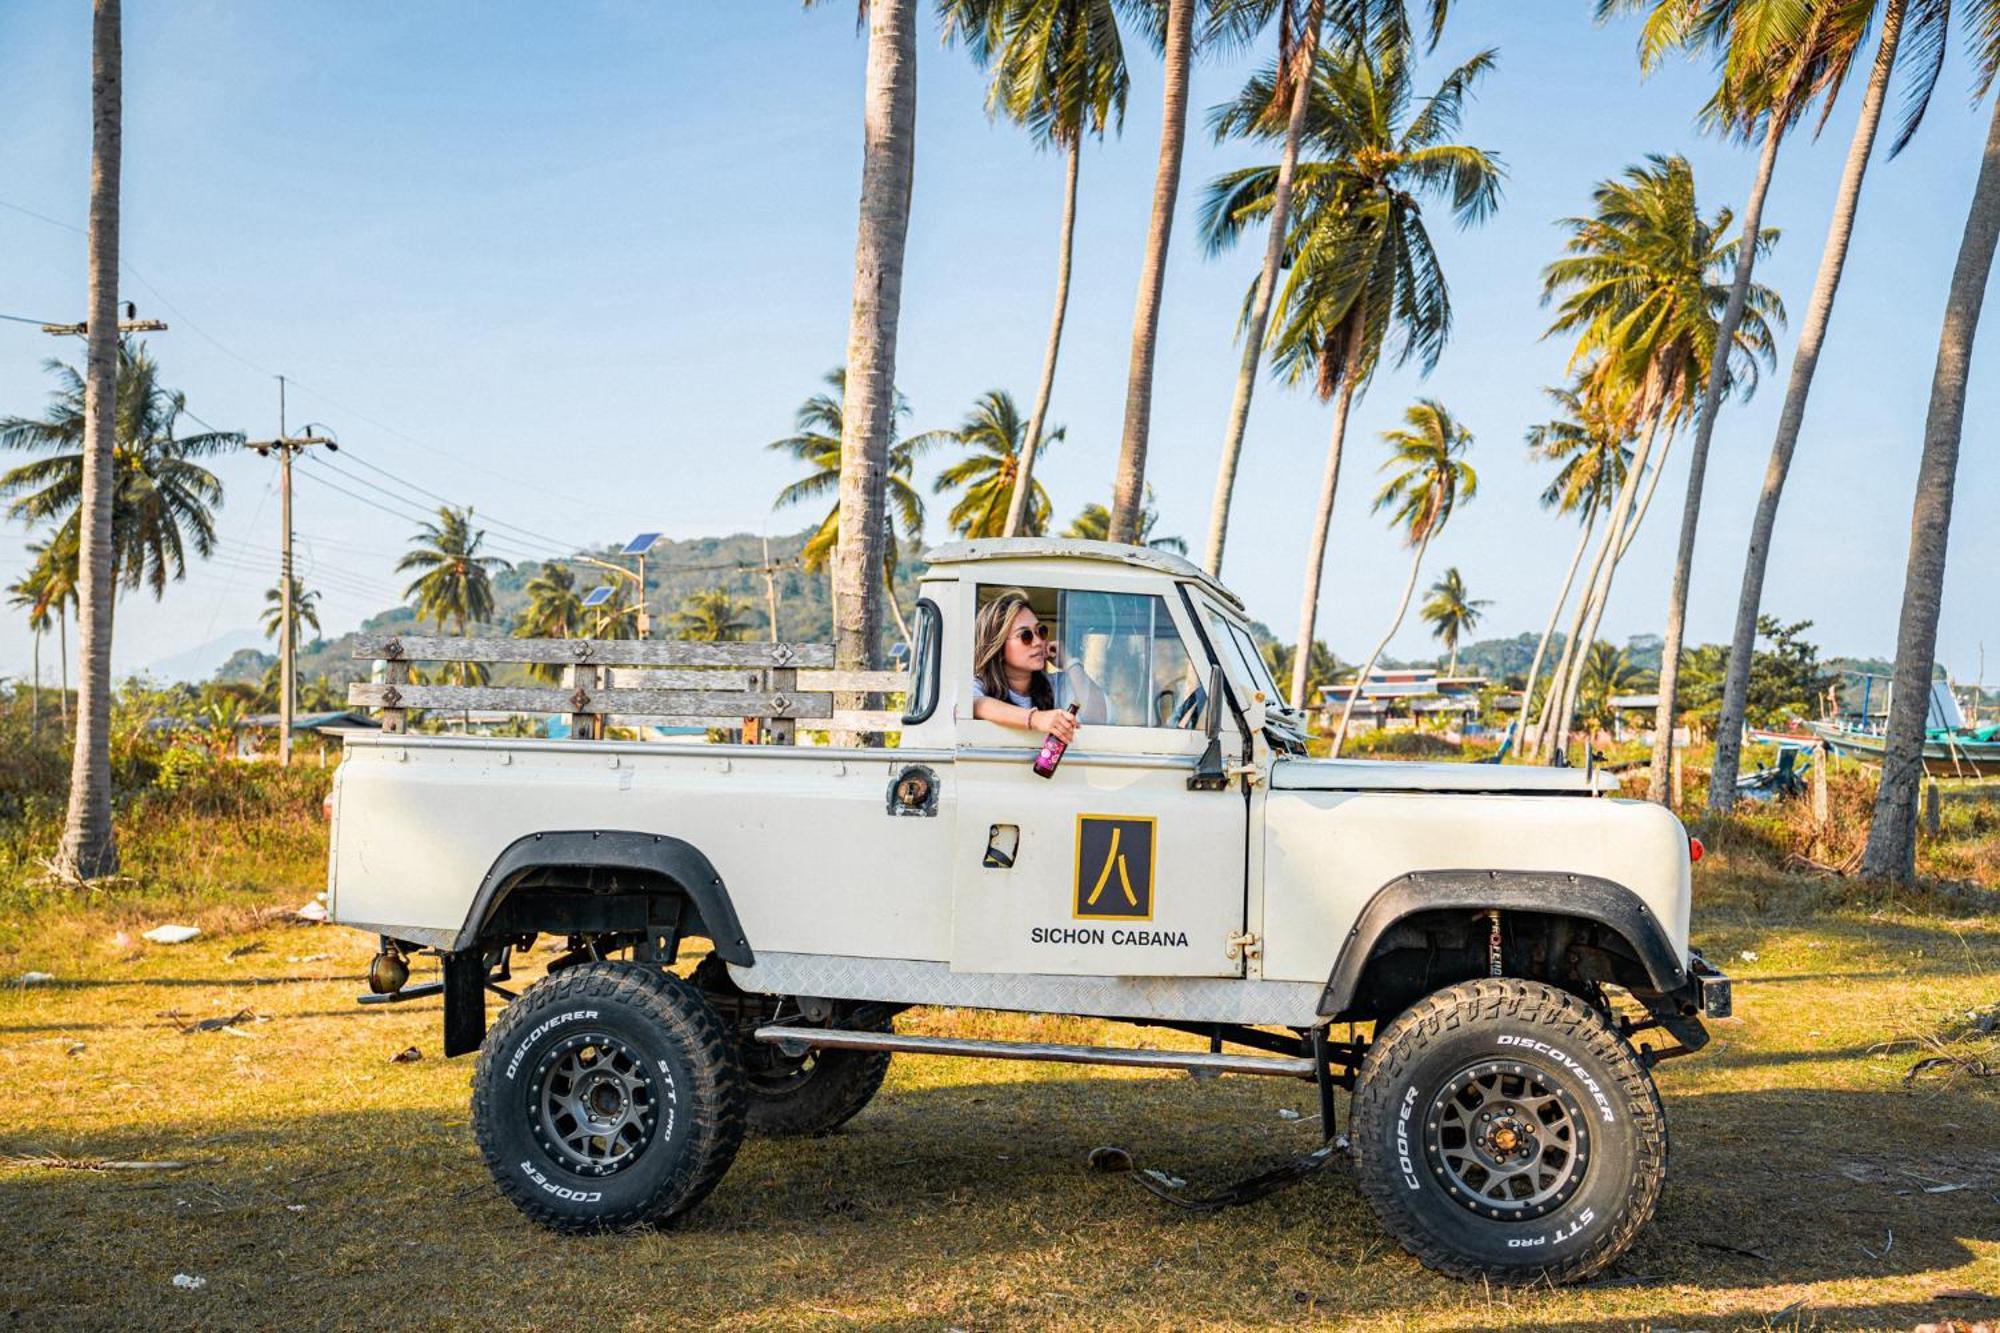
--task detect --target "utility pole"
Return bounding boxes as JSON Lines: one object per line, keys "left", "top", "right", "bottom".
{"left": 39, "top": 300, "right": 165, "bottom": 340}
{"left": 761, "top": 535, "right": 780, "bottom": 643}
{"left": 244, "top": 376, "right": 336, "bottom": 767}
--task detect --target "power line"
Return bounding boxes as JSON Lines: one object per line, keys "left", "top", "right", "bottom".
{"left": 311, "top": 449, "right": 588, "bottom": 555}
{"left": 1, "top": 193, "right": 653, "bottom": 530}
{"left": 279, "top": 374, "right": 657, "bottom": 529}
{"left": 291, "top": 461, "right": 436, "bottom": 526}
{"left": 209, "top": 536, "right": 402, "bottom": 595}
{"left": 202, "top": 546, "right": 398, "bottom": 601}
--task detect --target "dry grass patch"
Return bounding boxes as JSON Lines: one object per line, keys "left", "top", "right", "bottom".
{"left": 3, "top": 872, "right": 1997, "bottom": 1331}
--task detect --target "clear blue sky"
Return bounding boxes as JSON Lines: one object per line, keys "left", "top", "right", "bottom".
{"left": 1, "top": 3, "right": 1994, "bottom": 686}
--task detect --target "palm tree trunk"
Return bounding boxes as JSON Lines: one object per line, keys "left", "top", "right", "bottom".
{"left": 1446, "top": 643, "right": 1457, "bottom": 678}
{"left": 833, "top": 0, "right": 918, "bottom": 741}
{"left": 1331, "top": 528, "right": 1434, "bottom": 757}
{"left": 1516, "top": 512, "right": 1595, "bottom": 763}
{"left": 29, "top": 629, "right": 41, "bottom": 741}
{"left": 1861, "top": 96, "right": 2000, "bottom": 881}
{"left": 1537, "top": 407, "right": 1662, "bottom": 762}
{"left": 1203, "top": 0, "right": 1325, "bottom": 574}
{"left": 1709, "top": 0, "right": 1905, "bottom": 812}
{"left": 59, "top": 0, "right": 122, "bottom": 880}
{"left": 883, "top": 546, "right": 914, "bottom": 647}
{"left": 1289, "top": 373, "right": 1355, "bottom": 710}
{"left": 1003, "top": 136, "right": 1081, "bottom": 538}
{"left": 1646, "top": 119, "right": 1783, "bottom": 803}
{"left": 58, "top": 605, "right": 69, "bottom": 735}
{"left": 1107, "top": 0, "right": 1195, "bottom": 544}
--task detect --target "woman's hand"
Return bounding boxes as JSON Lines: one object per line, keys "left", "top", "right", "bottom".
{"left": 1031, "top": 707, "right": 1078, "bottom": 744}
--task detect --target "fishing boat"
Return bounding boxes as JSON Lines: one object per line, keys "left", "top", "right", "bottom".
{"left": 1802, "top": 672, "right": 2000, "bottom": 779}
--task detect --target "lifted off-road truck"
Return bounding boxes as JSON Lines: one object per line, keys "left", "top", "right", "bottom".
{"left": 329, "top": 538, "right": 1730, "bottom": 1283}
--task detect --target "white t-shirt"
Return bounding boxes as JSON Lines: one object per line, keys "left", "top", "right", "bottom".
{"left": 970, "top": 672, "right": 1074, "bottom": 712}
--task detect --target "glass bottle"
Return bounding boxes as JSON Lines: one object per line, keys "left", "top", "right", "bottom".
{"left": 1032, "top": 703, "right": 1081, "bottom": 779}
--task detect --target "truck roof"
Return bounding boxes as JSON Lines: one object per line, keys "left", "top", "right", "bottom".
{"left": 921, "top": 537, "right": 1244, "bottom": 610}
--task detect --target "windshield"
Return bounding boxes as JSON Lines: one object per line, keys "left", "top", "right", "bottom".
{"left": 1203, "top": 604, "right": 1286, "bottom": 707}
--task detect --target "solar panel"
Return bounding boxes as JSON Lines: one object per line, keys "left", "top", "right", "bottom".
{"left": 581, "top": 585, "right": 615, "bottom": 607}
{"left": 621, "top": 532, "right": 663, "bottom": 556}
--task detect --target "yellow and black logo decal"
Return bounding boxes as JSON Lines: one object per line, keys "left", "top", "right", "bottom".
{"left": 1074, "top": 814, "right": 1155, "bottom": 921}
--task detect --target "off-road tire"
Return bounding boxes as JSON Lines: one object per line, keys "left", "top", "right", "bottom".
{"left": 692, "top": 954, "right": 892, "bottom": 1137}
{"left": 472, "top": 961, "right": 745, "bottom": 1232}
{"left": 1350, "top": 978, "right": 1666, "bottom": 1284}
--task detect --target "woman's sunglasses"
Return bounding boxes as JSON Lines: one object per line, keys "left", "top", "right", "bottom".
{"left": 1013, "top": 623, "right": 1051, "bottom": 646}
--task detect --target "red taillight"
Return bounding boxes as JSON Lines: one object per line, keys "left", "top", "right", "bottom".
{"left": 1688, "top": 836, "right": 1704, "bottom": 864}
{"left": 322, "top": 793, "right": 335, "bottom": 822}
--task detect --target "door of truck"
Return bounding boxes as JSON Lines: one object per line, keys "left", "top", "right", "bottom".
{"left": 948, "top": 577, "right": 1249, "bottom": 978}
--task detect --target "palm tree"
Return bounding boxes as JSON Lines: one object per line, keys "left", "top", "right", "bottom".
{"left": 1330, "top": 399, "right": 1477, "bottom": 755}
{"left": 1202, "top": 37, "right": 1501, "bottom": 708}
{"left": 1532, "top": 154, "right": 1780, "bottom": 763}
{"left": 942, "top": 0, "right": 1130, "bottom": 537}
{"left": 1264, "top": 636, "right": 1341, "bottom": 706}
{"left": 1202, "top": 0, "right": 1455, "bottom": 574}
{"left": 38, "top": 0, "right": 125, "bottom": 876}
{"left": 934, "top": 389, "right": 1066, "bottom": 539}
{"left": 1864, "top": 7, "right": 2000, "bottom": 880}
{"left": 1063, "top": 485, "right": 1187, "bottom": 553}
{"left": 769, "top": 369, "right": 947, "bottom": 643}
{"left": 6, "top": 567, "right": 53, "bottom": 740}
{"left": 816, "top": 0, "right": 919, "bottom": 695}
{"left": 1513, "top": 372, "right": 1632, "bottom": 757}
{"left": 1420, "top": 567, "right": 1486, "bottom": 677}
{"left": 0, "top": 344, "right": 239, "bottom": 601}
{"left": 584, "top": 580, "right": 642, "bottom": 641}
{"left": 1576, "top": 640, "right": 1644, "bottom": 738}
{"left": 261, "top": 581, "right": 320, "bottom": 645}
{"left": 516, "top": 561, "right": 585, "bottom": 683}
{"left": 396, "top": 507, "right": 509, "bottom": 713}
{"left": 300, "top": 673, "right": 341, "bottom": 712}
{"left": 1710, "top": 0, "right": 1954, "bottom": 810}
{"left": 1603, "top": 0, "right": 1892, "bottom": 802}
{"left": 673, "top": 588, "right": 759, "bottom": 642}
{"left": 1107, "top": 0, "right": 1195, "bottom": 543}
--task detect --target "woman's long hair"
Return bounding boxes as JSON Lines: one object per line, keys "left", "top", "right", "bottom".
{"left": 972, "top": 588, "right": 1054, "bottom": 711}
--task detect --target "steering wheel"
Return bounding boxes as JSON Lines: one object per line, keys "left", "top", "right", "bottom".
{"left": 1174, "top": 684, "right": 1206, "bottom": 730}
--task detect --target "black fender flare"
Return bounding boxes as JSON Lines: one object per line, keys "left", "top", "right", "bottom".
{"left": 456, "top": 830, "right": 752, "bottom": 965}
{"left": 1317, "top": 869, "right": 1685, "bottom": 1018}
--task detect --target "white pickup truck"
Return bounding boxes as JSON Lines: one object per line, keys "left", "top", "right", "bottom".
{"left": 329, "top": 538, "right": 1729, "bottom": 1283}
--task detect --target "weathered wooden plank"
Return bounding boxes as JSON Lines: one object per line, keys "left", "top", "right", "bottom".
{"left": 766, "top": 666, "right": 797, "bottom": 747}
{"left": 380, "top": 659, "right": 409, "bottom": 735}
{"left": 348, "top": 683, "right": 834, "bottom": 719}
{"left": 351, "top": 634, "right": 833, "bottom": 669}
{"left": 608, "top": 668, "right": 764, "bottom": 692}
{"left": 568, "top": 663, "right": 602, "bottom": 740}
{"left": 794, "top": 670, "right": 909, "bottom": 694}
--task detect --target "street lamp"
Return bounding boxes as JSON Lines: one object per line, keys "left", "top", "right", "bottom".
{"left": 619, "top": 532, "right": 663, "bottom": 638}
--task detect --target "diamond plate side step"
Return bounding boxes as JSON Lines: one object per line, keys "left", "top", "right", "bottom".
{"left": 753, "top": 1025, "right": 1317, "bottom": 1079}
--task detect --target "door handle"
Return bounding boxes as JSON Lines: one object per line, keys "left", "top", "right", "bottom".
{"left": 983, "top": 823, "right": 1019, "bottom": 869}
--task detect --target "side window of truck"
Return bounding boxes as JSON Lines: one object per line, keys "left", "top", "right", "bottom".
{"left": 977, "top": 586, "right": 1203, "bottom": 728}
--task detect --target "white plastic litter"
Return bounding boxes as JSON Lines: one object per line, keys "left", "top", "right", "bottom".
{"left": 12, "top": 972, "right": 55, "bottom": 987}
{"left": 1277, "top": 1108, "right": 1304, "bottom": 1121}
{"left": 294, "top": 900, "right": 328, "bottom": 923}
{"left": 1738, "top": 950, "right": 1759, "bottom": 963}
{"left": 171, "top": 1274, "right": 206, "bottom": 1291}
{"left": 143, "top": 925, "right": 201, "bottom": 946}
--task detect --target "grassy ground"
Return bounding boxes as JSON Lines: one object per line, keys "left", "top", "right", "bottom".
{"left": 3, "top": 764, "right": 1998, "bottom": 1329}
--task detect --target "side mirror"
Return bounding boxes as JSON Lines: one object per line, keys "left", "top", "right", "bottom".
{"left": 1188, "top": 663, "right": 1229, "bottom": 791}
